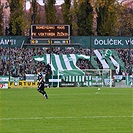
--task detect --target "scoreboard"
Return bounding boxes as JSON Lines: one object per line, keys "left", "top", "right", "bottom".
{"left": 31, "top": 24, "right": 70, "bottom": 40}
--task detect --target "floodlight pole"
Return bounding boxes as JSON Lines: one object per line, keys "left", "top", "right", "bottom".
{"left": 128, "top": 39, "right": 131, "bottom": 75}
{"left": 8, "top": 38, "right": 11, "bottom": 87}
{"left": 49, "top": 36, "right": 52, "bottom": 65}
{"left": 90, "top": 36, "right": 92, "bottom": 67}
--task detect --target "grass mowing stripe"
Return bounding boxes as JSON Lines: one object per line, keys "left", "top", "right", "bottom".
{"left": 0, "top": 115, "right": 132, "bottom": 120}
{"left": 0, "top": 87, "right": 132, "bottom": 133}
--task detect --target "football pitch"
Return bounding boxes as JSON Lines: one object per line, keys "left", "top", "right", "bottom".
{"left": 0, "top": 87, "right": 132, "bottom": 133}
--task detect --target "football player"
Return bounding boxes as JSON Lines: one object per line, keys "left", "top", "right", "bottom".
{"left": 37, "top": 69, "right": 48, "bottom": 99}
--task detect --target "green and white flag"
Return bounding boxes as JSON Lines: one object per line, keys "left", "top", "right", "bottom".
{"left": 94, "top": 49, "right": 110, "bottom": 69}
{"left": 104, "top": 49, "right": 120, "bottom": 74}
{"left": 94, "top": 49, "right": 120, "bottom": 74}
{"left": 104, "top": 49, "right": 112, "bottom": 58}
{"left": 33, "top": 54, "right": 90, "bottom": 76}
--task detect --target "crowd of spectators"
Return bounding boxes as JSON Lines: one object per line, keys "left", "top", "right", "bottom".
{"left": 0, "top": 47, "right": 133, "bottom": 77}
{"left": 116, "top": 49, "right": 133, "bottom": 67}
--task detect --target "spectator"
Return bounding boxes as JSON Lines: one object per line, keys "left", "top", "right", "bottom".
{"left": 0, "top": 47, "right": 132, "bottom": 76}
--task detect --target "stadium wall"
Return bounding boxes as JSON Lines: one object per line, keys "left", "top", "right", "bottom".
{"left": 0, "top": 75, "right": 132, "bottom": 88}
{"left": 0, "top": 36, "right": 132, "bottom": 49}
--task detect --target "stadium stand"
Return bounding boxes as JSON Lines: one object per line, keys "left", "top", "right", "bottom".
{"left": 0, "top": 47, "right": 133, "bottom": 77}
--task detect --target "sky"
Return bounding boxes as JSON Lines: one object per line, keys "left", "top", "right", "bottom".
{"left": 26, "top": 0, "right": 124, "bottom": 10}
{"left": 26, "top": 0, "right": 64, "bottom": 10}
{"left": 38, "top": 0, "right": 64, "bottom": 5}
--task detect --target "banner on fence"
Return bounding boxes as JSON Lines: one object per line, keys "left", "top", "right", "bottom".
{"left": 8, "top": 81, "right": 38, "bottom": 88}
{"left": 0, "top": 83, "right": 8, "bottom": 89}
{"left": 0, "top": 76, "right": 9, "bottom": 89}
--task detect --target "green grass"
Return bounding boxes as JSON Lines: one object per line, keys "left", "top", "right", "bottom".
{"left": 0, "top": 87, "right": 132, "bottom": 133}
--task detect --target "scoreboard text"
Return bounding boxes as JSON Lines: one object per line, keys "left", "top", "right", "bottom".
{"left": 31, "top": 25, "right": 70, "bottom": 39}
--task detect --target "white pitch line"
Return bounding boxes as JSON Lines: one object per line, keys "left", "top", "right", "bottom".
{"left": 45, "top": 116, "right": 133, "bottom": 119}
{"left": 0, "top": 116, "right": 132, "bottom": 121}
{"left": 0, "top": 117, "right": 43, "bottom": 120}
